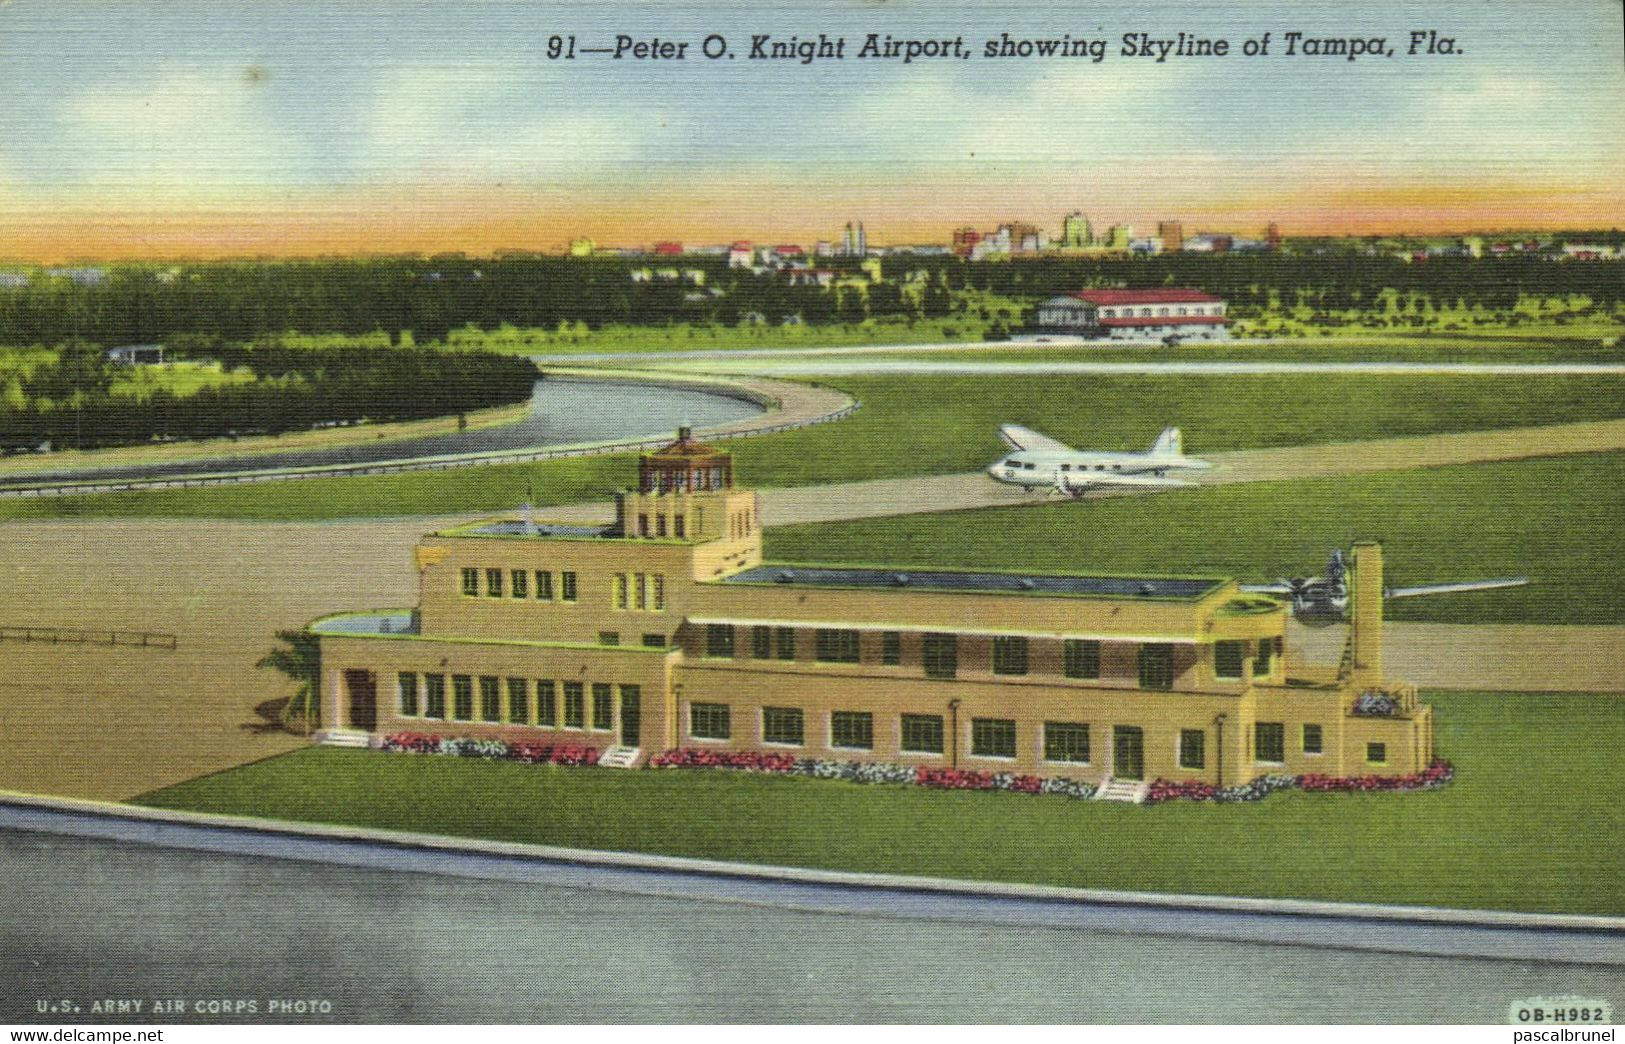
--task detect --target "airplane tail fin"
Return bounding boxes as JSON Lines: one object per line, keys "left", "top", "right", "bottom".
{"left": 1150, "top": 426, "right": 1182, "bottom": 457}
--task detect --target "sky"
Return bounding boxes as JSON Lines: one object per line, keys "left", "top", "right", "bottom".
{"left": 0, "top": 0, "right": 1621, "bottom": 260}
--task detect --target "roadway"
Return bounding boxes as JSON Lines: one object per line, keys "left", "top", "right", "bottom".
{"left": 3, "top": 799, "right": 1621, "bottom": 1023}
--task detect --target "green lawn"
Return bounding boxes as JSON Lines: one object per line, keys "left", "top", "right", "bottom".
{"left": 133, "top": 691, "right": 1625, "bottom": 915}
{"left": 3, "top": 369, "right": 1622, "bottom": 524}
{"left": 766, "top": 451, "right": 1625, "bottom": 625}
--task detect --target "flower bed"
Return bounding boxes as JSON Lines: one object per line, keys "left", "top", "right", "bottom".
{"left": 379, "top": 732, "right": 600, "bottom": 766}
{"left": 1145, "top": 760, "right": 1454, "bottom": 805}
{"left": 649, "top": 747, "right": 1092, "bottom": 799}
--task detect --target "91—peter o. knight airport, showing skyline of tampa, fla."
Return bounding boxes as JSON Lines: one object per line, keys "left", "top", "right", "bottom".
{"left": 0, "top": 0, "right": 1621, "bottom": 261}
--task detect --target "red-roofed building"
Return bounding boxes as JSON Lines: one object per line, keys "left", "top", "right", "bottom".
{"left": 727, "top": 241, "right": 755, "bottom": 268}
{"left": 653, "top": 241, "right": 683, "bottom": 256}
{"left": 1033, "top": 288, "right": 1228, "bottom": 341}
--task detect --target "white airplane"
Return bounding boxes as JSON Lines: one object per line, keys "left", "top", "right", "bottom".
{"left": 987, "top": 424, "right": 1214, "bottom": 497}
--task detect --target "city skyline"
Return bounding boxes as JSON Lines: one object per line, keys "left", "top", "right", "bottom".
{"left": 0, "top": 0, "right": 1620, "bottom": 261}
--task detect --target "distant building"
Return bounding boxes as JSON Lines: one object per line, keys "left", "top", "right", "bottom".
{"left": 1266, "top": 223, "right": 1283, "bottom": 251}
{"left": 106, "top": 344, "right": 165, "bottom": 366}
{"left": 1157, "top": 221, "right": 1184, "bottom": 254}
{"left": 1128, "top": 237, "right": 1163, "bottom": 255}
{"left": 1103, "top": 225, "right": 1133, "bottom": 251}
{"left": 727, "top": 241, "right": 755, "bottom": 268}
{"left": 813, "top": 240, "right": 835, "bottom": 258}
{"left": 1183, "top": 233, "right": 1233, "bottom": 254}
{"left": 951, "top": 227, "right": 982, "bottom": 257}
{"left": 1033, "top": 288, "right": 1228, "bottom": 340}
{"left": 653, "top": 241, "right": 683, "bottom": 256}
{"left": 1062, "top": 212, "right": 1093, "bottom": 249}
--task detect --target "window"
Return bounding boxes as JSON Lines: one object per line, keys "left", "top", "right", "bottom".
{"left": 599, "top": 631, "right": 620, "bottom": 646}
{"left": 651, "top": 574, "right": 665, "bottom": 610}
{"left": 1179, "top": 729, "right": 1206, "bottom": 769}
{"left": 510, "top": 569, "right": 528, "bottom": 599}
{"left": 461, "top": 568, "right": 479, "bottom": 597}
{"left": 397, "top": 673, "right": 419, "bottom": 716}
{"left": 507, "top": 678, "right": 530, "bottom": 724}
{"left": 1214, "top": 640, "right": 1245, "bottom": 680}
{"left": 536, "top": 680, "right": 557, "bottom": 727}
{"left": 637, "top": 514, "right": 649, "bottom": 537}
{"left": 751, "top": 626, "right": 772, "bottom": 659}
{"left": 479, "top": 676, "right": 501, "bottom": 722}
{"left": 591, "top": 683, "right": 613, "bottom": 730}
{"left": 971, "top": 718, "right": 1017, "bottom": 758}
{"left": 1303, "top": 723, "right": 1323, "bottom": 754}
{"left": 815, "top": 628, "right": 860, "bottom": 663}
{"left": 424, "top": 674, "right": 446, "bottom": 719}
{"left": 881, "top": 631, "right": 901, "bottom": 665}
{"left": 1064, "top": 639, "right": 1100, "bottom": 679}
{"left": 762, "top": 706, "right": 805, "bottom": 746}
{"left": 1255, "top": 637, "right": 1279, "bottom": 676}
{"left": 563, "top": 682, "right": 585, "bottom": 729}
{"left": 535, "top": 570, "right": 553, "bottom": 600}
{"left": 674, "top": 516, "right": 686, "bottom": 538}
{"left": 656, "top": 514, "right": 667, "bottom": 537}
{"left": 923, "top": 633, "right": 957, "bottom": 679}
{"left": 831, "top": 711, "right": 873, "bottom": 750}
{"left": 1367, "top": 742, "right": 1387, "bottom": 764}
{"left": 634, "top": 573, "right": 647, "bottom": 610}
{"left": 485, "top": 568, "right": 503, "bottom": 598}
{"left": 706, "top": 623, "right": 735, "bottom": 657}
{"left": 901, "top": 714, "right": 945, "bottom": 754}
{"left": 775, "top": 627, "right": 796, "bottom": 660}
{"left": 560, "top": 571, "right": 577, "bottom": 602}
{"left": 1044, "top": 722, "right": 1089, "bottom": 763}
{"left": 613, "top": 574, "right": 629, "bottom": 610}
{"left": 452, "top": 675, "right": 474, "bottom": 721}
{"left": 992, "top": 636, "right": 1028, "bottom": 676}
{"left": 690, "top": 702, "right": 731, "bottom": 740}
{"left": 642, "top": 633, "right": 667, "bottom": 648}
{"left": 1255, "top": 722, "right": 1285, "bottom": 763}
{"left": 1137, "top": 643, "right": 1175, "bottom": 690}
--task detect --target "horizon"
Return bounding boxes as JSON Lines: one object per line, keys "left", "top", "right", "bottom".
{"left": 1, "top": 0, "right": 1620, "bottom": 262}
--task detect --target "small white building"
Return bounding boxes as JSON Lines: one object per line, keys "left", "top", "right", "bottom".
{"left": 1032, "top": 289, "right": 1228, "bottom": 341}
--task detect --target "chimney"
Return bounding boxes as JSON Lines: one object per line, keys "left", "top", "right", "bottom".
{"left": 1350, "top": 541, "right": 1383, "bottom": 686}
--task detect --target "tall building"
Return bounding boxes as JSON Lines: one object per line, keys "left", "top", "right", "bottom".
{"left": 1265, "top": 223, "right": 1282, "bottom": 251}
{"left": 310, "top": 432, "right": 1435, "bottom": 786}
{"left": 1062, "top": 212, "right": 1093, "bottom": 249}
{"left": 1158, "top": 221, "right": 1184, "bottom": 253}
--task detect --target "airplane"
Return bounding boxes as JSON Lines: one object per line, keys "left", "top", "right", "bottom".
{"left": 986, "top": 424, "right": 1214, "bottom": 498}
{"left": 1241, "top": 549, "right": 1529, "bottom": 620}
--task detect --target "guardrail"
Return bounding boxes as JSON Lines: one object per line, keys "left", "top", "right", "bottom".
{"left": 0, "top": 384, "right": 859, "bottom": 500}
{"left": 0, "top": 624, "right": 177, "bottom": 649}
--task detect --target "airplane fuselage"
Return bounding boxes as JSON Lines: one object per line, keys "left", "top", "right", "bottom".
{"left": 988, "top": 450, "right": 1212, "bottom": 492}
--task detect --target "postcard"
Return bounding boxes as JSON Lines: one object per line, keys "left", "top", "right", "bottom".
{"left": 1, "top": 0, "right": 1621, "bottom": 1028}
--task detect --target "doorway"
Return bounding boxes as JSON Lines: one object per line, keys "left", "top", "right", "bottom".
{"left": 619, "top": 686, "right": 641, "bottom": 746}
{"left": 1113, "top": 725, "right": 1144, "bottom": 781}
{"left": 345, "top": 670, "right": 377, "bottom": 731}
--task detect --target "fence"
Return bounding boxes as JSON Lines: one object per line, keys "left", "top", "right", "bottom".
{"left": 0, "top": 624, "right": 178, "bottom": 650}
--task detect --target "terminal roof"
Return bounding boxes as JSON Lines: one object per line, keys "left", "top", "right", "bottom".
{"left": 457, "top": 520, "right": 616, "bottom": 539}
{"left": 721, "top": 565, "right": 1224, "bottom": 600}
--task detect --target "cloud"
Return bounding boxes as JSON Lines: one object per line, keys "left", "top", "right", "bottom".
{"left": 55, "top": 65, "right": 314, "bottom": 201}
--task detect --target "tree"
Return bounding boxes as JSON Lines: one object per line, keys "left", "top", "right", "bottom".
{"left": 257, "top": 629, "right": 322, "bottom": 734}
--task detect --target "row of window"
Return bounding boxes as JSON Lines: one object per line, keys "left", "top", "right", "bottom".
{"left": 685, "top": 703, "right": 1388, "bottom": 767}
{"left": 611, "top": 573, "right": 668, "bottom": 612}
{"left": 460, "top": 567, "right": 578, "bottom": 602}
{"left": 705, "top": 625, "right": 1185, "bottom": 689}
{"left": 396, "top": 671, "right": 637, "bottom": 731}
{"left": 1098, "top": 305, "right": 1220, "bottom": 318}
{"left": 686, "top": 703, "right": 1094, "bottom": 761}
{"left": 635, "top": 512, "right": 688, "bottom": 539}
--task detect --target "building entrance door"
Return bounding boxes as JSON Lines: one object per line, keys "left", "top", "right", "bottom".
{"left": 1113, "top": 726, "right": 1144, "bottom": 781}
{"left": 345, "top": 670, "right": 377, "bottom": 731}
{"left": 620, "top": 687, "right": 641, "bottom": 746}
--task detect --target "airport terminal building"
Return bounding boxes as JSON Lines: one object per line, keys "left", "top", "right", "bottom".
{"left": 312, "top": 432, "right": 1431, "bottom": 787}
{"left": 1033, "top": 288, "right": 1229, "bottom": 340}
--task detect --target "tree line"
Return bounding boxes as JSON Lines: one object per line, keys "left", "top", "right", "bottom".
{"left": 1, "top": 340, "right": 537, "bottom": 451}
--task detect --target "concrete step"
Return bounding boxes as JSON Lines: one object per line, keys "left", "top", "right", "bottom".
{"left": 598, "top": 746, "right": 642, "bottom": 769}
{"left": 315, "top": 729, "right": 373, "bottom": 749}
{"left": 1094, "top": 777, "right": 1150, "bottom": 804}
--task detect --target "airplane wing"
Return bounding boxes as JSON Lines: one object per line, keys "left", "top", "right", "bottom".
{"left": 1385, "top": 577, "right": 1529, "bottom": 599}
{"left": 1064, "top": 473, "right": 1193, "bottom": 489}
{"left": 998, "top": 424, "right": 1072, "bottom": 453}
{"left": 1239, "top": 582, "right": 1296, "bottom": 596}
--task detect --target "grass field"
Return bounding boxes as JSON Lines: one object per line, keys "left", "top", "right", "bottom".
{"left": 132, "top": 691, "right": 1625, "bottom": 916}
{"left": 3, "top": 370, "right": 1622, "bottom": 523}
{"left": 766, "top": 451, "right": 1625, "bottom": 625}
